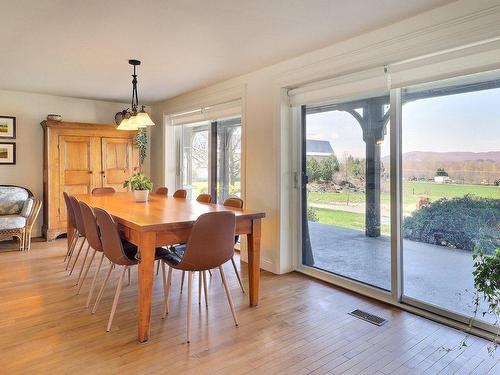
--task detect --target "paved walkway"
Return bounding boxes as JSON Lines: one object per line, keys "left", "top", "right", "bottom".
{"left": 308, "top": 222, "right": 496, "bottom": 324}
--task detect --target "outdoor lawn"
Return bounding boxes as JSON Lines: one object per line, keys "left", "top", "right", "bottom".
{"left": 308, "top": 181, "right": 500, "bottom": 233}
{"left": 314, "top": 208, "right": 390, "bottom": 234}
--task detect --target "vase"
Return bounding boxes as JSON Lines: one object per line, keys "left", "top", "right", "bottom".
{"left": 133, "top": 189, "right": 149, "bottom": 202}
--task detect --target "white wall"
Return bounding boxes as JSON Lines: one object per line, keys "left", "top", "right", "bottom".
{"left": 0, "top": 89, "right": 145, "bottom": 237}
{"left": 149, "top": 0, "right": 500, "bottom": 274}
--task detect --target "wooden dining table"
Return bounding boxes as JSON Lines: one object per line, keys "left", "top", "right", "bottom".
{"left": 75, "top": 192, "right": 265, "bottom": 343}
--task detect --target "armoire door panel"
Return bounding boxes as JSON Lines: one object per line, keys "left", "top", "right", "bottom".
{"left": 58, "top": 136, "right": 100, "bottom": 223}
{"left": 101, "top": 137, "right": 135, "bottom": 192}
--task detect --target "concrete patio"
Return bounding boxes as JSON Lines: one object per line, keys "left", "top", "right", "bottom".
{"left": 308, "top": 222, "right": 496, "bottom": 325}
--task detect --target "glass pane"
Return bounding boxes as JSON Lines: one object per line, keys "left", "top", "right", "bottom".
{"left": 217, "top": 120, "right": 241, "bottom": 203}
{"left": 402, "top": 77, "right": 500, "bottom": 325}
{"left": 303, "top": 94, "right": 391, "bottom": 291}
{"left": 181, "top": 124, "right": 209, "bottom": 199}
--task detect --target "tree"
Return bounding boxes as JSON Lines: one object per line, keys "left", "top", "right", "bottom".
{"left": 436, "top": 168, "right": 449, "bottom": 177}
{"left": 319, "top": 154, "right": 339, "bottom": 182}
{"left": 306, "top": 158, "right": 321, "bottom": 182}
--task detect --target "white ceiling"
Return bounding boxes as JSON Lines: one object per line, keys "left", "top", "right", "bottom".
{"left": 1, "top": 0, "right": 454, "bottom": 103}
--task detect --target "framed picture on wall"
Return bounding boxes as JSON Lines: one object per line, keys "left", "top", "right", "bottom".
{"left": 0, "top": 142, "right": 16, "bottom": 164}
{"left": 0, "top": 116, "right": 16, "bottom": 139}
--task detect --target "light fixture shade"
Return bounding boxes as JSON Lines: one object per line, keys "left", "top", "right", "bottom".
{"left": 135, "top": 111, "right": 155, "bottom": 127}
{"left": 117, "top": 117, "right": 138, "bottom": 131}
{"left": 127, "top": 114, "right": 141, "bottom": 130}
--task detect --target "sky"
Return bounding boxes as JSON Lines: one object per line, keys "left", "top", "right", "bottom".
{"left": 306, "top": 87, "right": 500, "bottom": 159}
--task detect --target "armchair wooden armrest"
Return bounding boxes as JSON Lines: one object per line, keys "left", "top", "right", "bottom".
{"left": 23, "top": 199, "right": 42, "bottom": 251}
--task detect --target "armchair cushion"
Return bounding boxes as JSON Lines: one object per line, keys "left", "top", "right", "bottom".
{"left": 0, "top": 187, "right": 30, "bottom": 215}
{"left": 20, "top": 198, "right": 34, "bottom": 218}
{"left": 0, "top": 215, "right": 26, "bottom": 230}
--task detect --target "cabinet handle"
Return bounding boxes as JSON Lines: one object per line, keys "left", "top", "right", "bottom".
{"left": 88, "top": 171, "right": 93, "bottom": 174}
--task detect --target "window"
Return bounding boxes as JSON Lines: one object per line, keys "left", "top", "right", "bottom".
{"left": 401, "top": 78, "right": 500, "bottom": 326}
{"left": 179, "top": 118, "right": 241, "bottom": 202}
{"left": 302, "top": 94, "right": 391, "bottom": 291}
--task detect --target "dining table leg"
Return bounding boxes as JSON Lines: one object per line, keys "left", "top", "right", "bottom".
{"left": 247, "top": 218, "right": 261, "bottom": 307}
{"left": 137, "top": 231, "right": 156, "bottom": 343}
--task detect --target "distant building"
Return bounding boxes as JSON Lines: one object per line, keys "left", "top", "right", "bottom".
{"left": 306, "top": 140, "right": 333, "bottom": 161}
{"left": 434, "top": 175, "right": 450, "bottom": 183}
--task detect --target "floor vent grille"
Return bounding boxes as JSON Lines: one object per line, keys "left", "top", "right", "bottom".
{"left": 348, "top": 309, "right": 387, "bottom": 326}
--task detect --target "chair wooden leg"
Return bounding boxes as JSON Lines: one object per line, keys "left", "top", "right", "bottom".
{"left": 86, "top": 252, "right": 105, "bottom": 308}
{"left": 92, "top": 263, "right": 113, "bottom": 314}
{"left": 69, "top": 239, "right": 86, "bottom": 274}
{"left": 231, "top": 256, "right": 246, "bottom": 294}
{"left": 180, "top": 270, "right": 185, "bottom": 294}
{"left": 18, "top": 233, "right": 24, "bottom": 251}
{"left": 77, "top": 249, "right": 96, "bottom": 295}
{"left": 75, "top": 243, "right": 91, "bottom": 285}
{"left": 107, "top": 265, "right": 127, "bottom": 332}
{"left": 156, "top": 260, "right": 160, "bottom": 276}
{"left": 27, "top": 230, "right": 33, "bottom": 251}
{"left": 65, "top": 231, "right": 78, "bottom": 263}
{"left": 202, "top": 270, "right": 208, "bottom": 307}
{"left": 187, "top": 271, "right": 193, "bottom": 343}
{"left": 219, "top": 266, "right": 239, "bottom": 326}
{"left": 162, "top": 263, "right": 173, "bottom": 318}
{"left": 198, "top": 271, "right": 202, "bottom": 305}
{"left": 161, "top": 262, "right": 167, "bottom": 317}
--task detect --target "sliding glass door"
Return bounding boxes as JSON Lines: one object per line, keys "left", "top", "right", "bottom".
{"left": 298, "top": 71, "right": 499, "bottom": 333}
{"left": 401, "top": 78, "right": 500, "bottom": 326}
{"left": 180, "top": 118, "right": 241, "bottom": 202}
{"left": 301, "top": 94, "right": 392, "bottom": 291}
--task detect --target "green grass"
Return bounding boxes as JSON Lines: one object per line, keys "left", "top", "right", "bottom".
{"left": 309, "top": 181, "right": 500, "bottom": 211}
{"left": 189, "top": 180, "right": 241, "bottom": 197}
{"left": 313, "top": 208, "right": 390, "bottom": 234}
{"left": 309, "top": 181, "right": 499, "bottom": 232}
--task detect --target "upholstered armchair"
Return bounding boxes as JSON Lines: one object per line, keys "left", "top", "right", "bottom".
{"left": 0, "top": 185, "right": 42, "bottom": 251}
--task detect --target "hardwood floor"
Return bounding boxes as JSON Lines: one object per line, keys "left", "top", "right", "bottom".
{"left": 0, "top": 239, "right": 498, "bottom": 374}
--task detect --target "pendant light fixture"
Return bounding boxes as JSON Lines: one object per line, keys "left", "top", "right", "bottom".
{"left": 115, "top": 59, "right": 155, "bottom": 130}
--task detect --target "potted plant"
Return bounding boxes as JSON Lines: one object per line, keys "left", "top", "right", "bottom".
{"left": 123, "top": 172, "right": 153, "bottom": 202}
{"left": 458, "top": 247, "right": 499, "bottom": 353}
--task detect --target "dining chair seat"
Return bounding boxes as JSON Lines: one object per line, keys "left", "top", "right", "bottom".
{"left": 163, "top": 248, "right": 183, "bottom": 265}
{"left": 122, "top": 240, "right": 171, "bottom": 261}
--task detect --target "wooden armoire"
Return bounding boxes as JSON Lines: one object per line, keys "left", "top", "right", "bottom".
{"left": 41, "top": 120, "right": 139, "bottom": 240}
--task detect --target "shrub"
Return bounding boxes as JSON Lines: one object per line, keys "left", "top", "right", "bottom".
{"left": 402, "top": 194, "right": 500, "bottom": 253}
{"left": 306, "top": 158, "right": 321, "bottom": 182}
{"left": 318, "top": 154, "right": 339, "bottom": 182}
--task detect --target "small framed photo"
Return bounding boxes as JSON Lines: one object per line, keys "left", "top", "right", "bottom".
{"left": 0, "top": 142, "right": 16, "bottom": 164}
{"left": 0, "top": 116, "right": 16, "bottom": 139}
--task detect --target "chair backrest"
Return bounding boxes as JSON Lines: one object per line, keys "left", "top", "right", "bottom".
{"left": 79, "top": 201, "right": 102, "bottom": 252}
{"left": 156, "top": 187, "right": 168, "bottom": 196}
{"left": 223, "top": 197, "right": 243, "bottom": 209}
{"left": 179, "top": 211, "right": 236, "bottom": 271}
{"left": 63, "top": 192, "right": 76, "bottom": 228}
{"left": 92, "top": 187, "right": 116, "bottom": 195}
{"left": 94, "top": 207, "right": 137, "bottom": 266}
{"left": 173, "top": 189, "right": 187, "bottom": 198}
{"left": 68, "top": 196, "right": 86, "bottom": 236}
{"left": 196, "top": 194, "right": 212, "bottom": 203}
